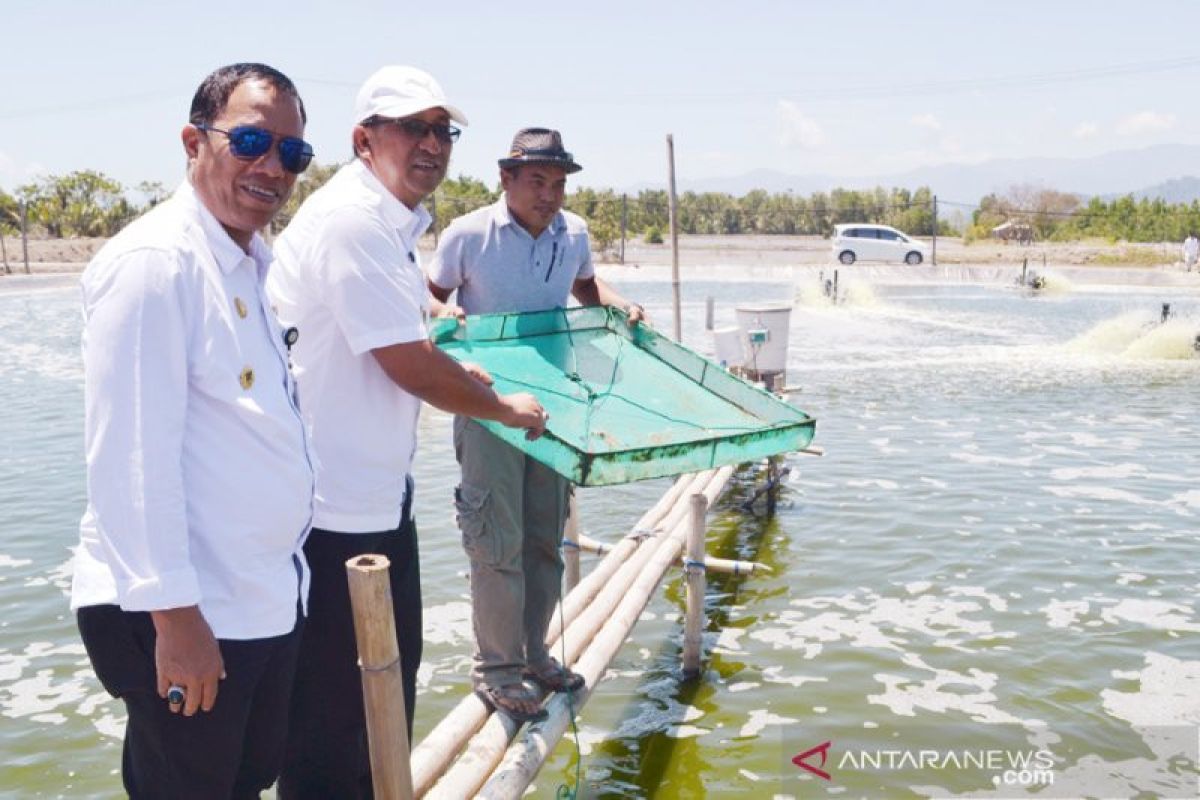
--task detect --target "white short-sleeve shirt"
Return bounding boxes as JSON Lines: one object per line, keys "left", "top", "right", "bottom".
{"left": 71, "top": 182, "right": 314, "bottom": 640}
{"left": 267, "top": 160, "right": 431, "bottom": 533}
{"left": 427, "top": 197, "right": 594, "bottom": 314}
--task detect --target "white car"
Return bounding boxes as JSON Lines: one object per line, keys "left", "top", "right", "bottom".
{"left": 831, "top": 224, "right": 928, "bottom": 265}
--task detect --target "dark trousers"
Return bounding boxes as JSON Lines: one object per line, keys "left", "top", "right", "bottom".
{"left": 76, "top": 603, "right": 303, "bottom": 799}
{"left": 277, "top": 489, "right": 421, "bottom": 800}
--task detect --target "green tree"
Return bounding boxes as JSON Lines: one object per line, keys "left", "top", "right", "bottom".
{"left": 20, "top": 170, "right": 135, "bottom": 237}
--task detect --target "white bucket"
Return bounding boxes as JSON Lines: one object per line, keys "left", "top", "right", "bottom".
{"left": 712, "top": 325, "right": 744, "bottom": 368}
{"left": 734, "top": 304, "right": 792, "bottom": 376}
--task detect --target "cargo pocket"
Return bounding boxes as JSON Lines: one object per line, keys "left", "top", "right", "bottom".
{"left": 455, "top": 484, "right": 499, "bottom": 566}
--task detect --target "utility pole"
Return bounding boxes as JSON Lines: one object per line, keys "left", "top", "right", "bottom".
{"left": 667, "top": 135, "right": 681, "bottom": 342}
{"left": 931, "top": 194, "right": 938, "bottom": 267}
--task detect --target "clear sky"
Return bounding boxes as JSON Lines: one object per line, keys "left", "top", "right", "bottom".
{"left": 2, "top": 1, "right": 1199, "bottom": 197}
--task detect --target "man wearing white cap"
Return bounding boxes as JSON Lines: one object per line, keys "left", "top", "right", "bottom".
{"left": 267, "top": 66, "right": 547, "bottom": 797}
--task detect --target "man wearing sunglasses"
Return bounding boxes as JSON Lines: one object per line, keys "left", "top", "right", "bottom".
{"left": 72, "top": 63, "right": 315, "bottom": 797}
{"left": 427, "top": 128, "right": 645, "bottom": 723}
{"left": 266, "top": 65, "right": 547, "bottom": 798}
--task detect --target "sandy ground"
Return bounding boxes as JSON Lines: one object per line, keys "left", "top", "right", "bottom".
{"left": 0, "top": 233, "right": 1190, "bottom": 275}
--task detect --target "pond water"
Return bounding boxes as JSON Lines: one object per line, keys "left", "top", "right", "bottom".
{"left": 1, "top": 269, "right": 1197, "bottom": 798}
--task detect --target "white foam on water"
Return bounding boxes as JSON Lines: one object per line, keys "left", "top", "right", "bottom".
{"left": 845, "top": 478, "right": 899, "bottom": 490}
{"left": 1099, "top": 599, "right": 1200, "bottom": 632}
{"left": 0, "top": 341, "right": 83, "bottom": 382}
{"left": 0, "top": 554, "right": 33, "bottom": 569}
{"left": 1050, "top": 463, "right": 1146, "bottom": 481}
{"left": 738, "top": 708, "right": 798, "bottom": 738}
{"left": 951, "top": 451, "right": 1040, "bottom": 467}
{"left": 1123, "top": 318, "right": 1200, "bottom": 360}
{"left": 1042, "top": 599, "right": 1090, "bottom": 629}
{"left": 727, "top": 682, "right": 759, "bottom": 693}
{"left": 1117, "top": 572, "right": 1147, "bottom": 585}
{"left": 664, "top": 725, "right": 707, "bottom": 739}
{"left": 868, "top": 655, "right": 1025, "bottom": 724}
{"left": 761, "top": 666, "right": 828, "bottom": 688}
{"left": 713, "top": 627, "right": 746, "bottom": 654}
{"left": 422, "top": 601, "right": 473, "bottom": 645}
{"left": 565, "top": 725, "right": 609, "bottom": 757}
{"left": 1043, "top": 485, "right": 1157, "bottom": 505}
{"left": 754, "top": 587, "right": 1011, "bottom": 659}
{"left": 1169, "top": 489, "right": 1200, "bottom": 509}
{"left": 738, "top": 768, "right": 760, "bottom": 782}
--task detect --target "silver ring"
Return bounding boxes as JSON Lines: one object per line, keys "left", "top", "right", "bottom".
{"left": 166, "top": 685, "right": 185, "bottom": 705}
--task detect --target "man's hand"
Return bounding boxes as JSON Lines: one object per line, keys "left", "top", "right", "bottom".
{"left": 461, "top": 362, "right": 493, "bottom": 386}
{"left": 500, "top": 392, "right": 548, "bottom": 440}
{"left": 151, "top": 606, "right": 225, "bottom": 717}
{"left": 434, "top": 303, "right": 466, "bottom": 323}
{"left": 625, "top": 303, "right": 648, "bottom": 327}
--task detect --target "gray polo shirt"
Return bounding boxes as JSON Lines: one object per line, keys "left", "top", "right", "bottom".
{"left": 427, "top": 196, "right": 594, "bottom": 314}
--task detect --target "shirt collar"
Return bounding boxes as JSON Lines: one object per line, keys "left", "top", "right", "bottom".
{"left": 177, "top": 180, "right": 271, "bottom": 278}
{"left": 494, "top": 194, "right": 564, "bottom": 239}
{"left": 349, "top": 159, "right": 432, "bottom": 244}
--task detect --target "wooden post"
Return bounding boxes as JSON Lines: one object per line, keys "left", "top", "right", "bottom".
{"left": 20, "top": 200, "right": 30, "bottom": 275}
{"left": 931, "top": 194, "right": 938, "bottom": 266}
{"left": 619, "top": 193, "right": 627, "bottom": 264}
{"left": 1, "top": 227, "right": 10, "bottom": 275}
{"left": 563, "top": 489, "right": 580, "bottom": 592}
{"left": 704, "top": 296, "right": 714, "bottom": 331}
{"left": 346, "top": 555, "right": 414, "bottom": 800}
{"left": 666, "top": 134, "right": 681, "bottom": 342}
{"left": 681, "top": 492, "right": 707, "bottom": 677}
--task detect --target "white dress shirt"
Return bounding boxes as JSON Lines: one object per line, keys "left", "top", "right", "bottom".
{"left": 71, "top": 182, "right": 314, "bottom": 640}
{"left": 267, "top": 159, "right": 430, "bottom": 533}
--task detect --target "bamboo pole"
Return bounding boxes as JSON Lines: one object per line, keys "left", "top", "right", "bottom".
{"left": 681, "top": 493, "right": 708, "bottom": 676}
{"left": 476, "top": 468, "right": 735, "bottom": 798}
{"left": 346, "top": 555, "right": 413, "bottom": 800}
{"left": 666, "top": 134, "right": 681, "bottom": 342}
{"left": 410, "top": 472, "right": 703, "bottom": 795}
{"left": 431, "top": 467, "right": 734, "bottom": 799}
{"left": 562, "top": 490, "right": 580, "bottom": 591}
{"left": 572, "top": 531, "right": 769, "bottom": 575}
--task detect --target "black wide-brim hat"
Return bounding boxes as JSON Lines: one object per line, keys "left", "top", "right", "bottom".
{"left": 498, "top": 127, "right": 582, "bottom": 173}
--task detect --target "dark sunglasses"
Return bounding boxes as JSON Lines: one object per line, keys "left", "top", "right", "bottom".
{"left": 195, "top": 124, "right": 315, "bottom": 174}
{"left": 369, "top": 117, "right": 461, "bottom": 144}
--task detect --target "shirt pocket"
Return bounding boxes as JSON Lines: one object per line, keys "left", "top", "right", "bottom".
{"left": 454, "top": 483, "right": 498, "bottom": 566}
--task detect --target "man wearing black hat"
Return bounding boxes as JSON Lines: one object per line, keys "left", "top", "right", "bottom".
{"left": 428, "top": 127, "right": 644, "bottom": 721}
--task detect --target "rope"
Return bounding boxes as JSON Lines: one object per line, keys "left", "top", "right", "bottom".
{"left": 625, "top": 526, "right": 657, "bottom": 542}
{"left": 554, "top": 543, "right": 583, "bottom": 800}
{"left": 683, "top": 559, "right": 707, "bottom": 575}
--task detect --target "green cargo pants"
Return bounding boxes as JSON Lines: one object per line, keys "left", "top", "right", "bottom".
{"left": 452, "top": 417, "right": 571, "bottom": 690}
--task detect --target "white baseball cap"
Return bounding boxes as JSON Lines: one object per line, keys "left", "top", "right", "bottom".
{"left": 353, "top": 65, "right": 468, "bottom": 126}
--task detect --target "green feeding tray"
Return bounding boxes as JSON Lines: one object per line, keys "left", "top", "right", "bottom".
{"left": 430, "top": 306, "right": 816, "bottom": 486}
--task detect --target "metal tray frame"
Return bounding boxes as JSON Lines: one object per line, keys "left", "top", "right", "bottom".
{"left": 431, "top": 306, "right": 816, "bottom": 486}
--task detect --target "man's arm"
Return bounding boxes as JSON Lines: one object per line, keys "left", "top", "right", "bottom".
{"left": 372, "top": 339, "right": 545, "bottom": 438}
{"left": 571, "top": 275, "right": 646, "bottom": 325}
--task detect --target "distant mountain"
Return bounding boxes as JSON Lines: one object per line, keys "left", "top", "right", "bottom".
{"left": 1111, "top": 175, "right": 1200, "bottom": 204}
{"left": 645, "top": 143, "right": 1200, "bottom": 206}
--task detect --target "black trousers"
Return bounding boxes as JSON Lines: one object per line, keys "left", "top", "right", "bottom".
{"left": 76, "top": 603, "right": 303, "bottom": 799}
{"left": 277, "top": 487, "right": 421, "bottom": 800}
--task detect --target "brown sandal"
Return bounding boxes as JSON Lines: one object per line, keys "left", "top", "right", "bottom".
{"left": 524, "top": 658, "right": 585, "bottom": 693}
{"left": 475, "top": 683, "right": 548, "bottom": 723}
